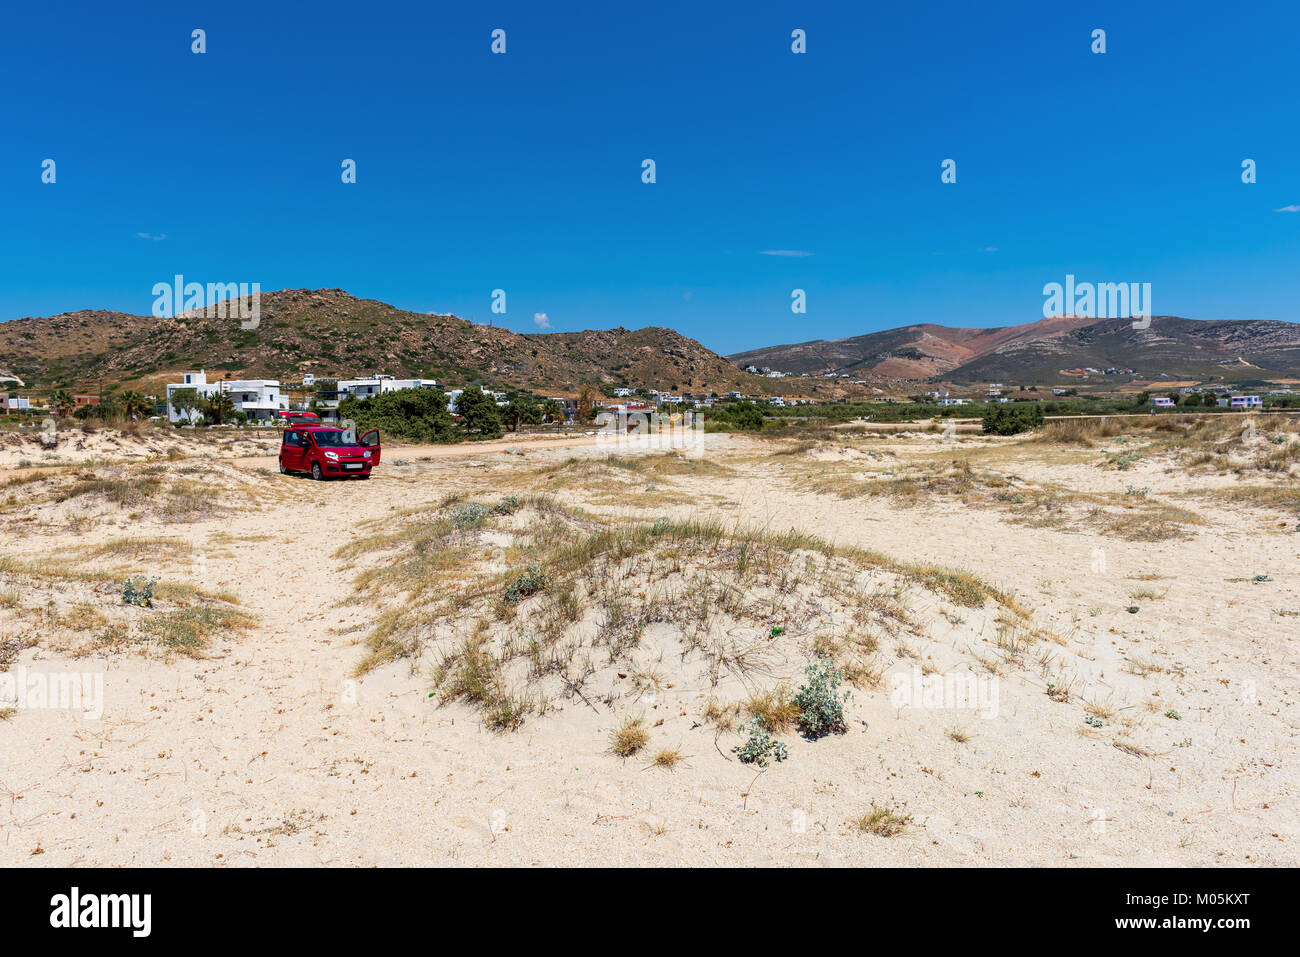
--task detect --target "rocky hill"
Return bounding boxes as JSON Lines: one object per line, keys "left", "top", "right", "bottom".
{"left": 729, "top": 315, "right": 1300, "bottom": 385}
{"left": 0, "top": 289, "right": 869, "bottom": 398}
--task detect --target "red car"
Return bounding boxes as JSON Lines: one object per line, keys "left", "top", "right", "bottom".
{"left": 277, "top": 410, "right": 321, "bottom": 425}
{"left": 279, "top": 426, "right": 381, "bottom": 480}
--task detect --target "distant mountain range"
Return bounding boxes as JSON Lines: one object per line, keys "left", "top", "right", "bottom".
{"left": 0, "top": 289, "right": 867, "bottom": 398}
{"left": 727, "top": 316, "right": 1300, "bottom": 385}
{"left": 6, "top": 293, "right": 1299, "bottom": 399}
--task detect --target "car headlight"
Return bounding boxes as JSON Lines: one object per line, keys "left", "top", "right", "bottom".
{"left": 362, "top": 450, "right": 370, "bottom": 457}
{"left": 324, "top": 451, "right": 339, "bottom": 461}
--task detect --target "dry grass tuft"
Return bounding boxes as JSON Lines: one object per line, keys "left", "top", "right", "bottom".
{"left": 745, "top": 686, "right": 800, "bottom": 733}
{"left": 610, "top": 717, "right": 649, "bottom": 757}
{"left": 651, "top": 746, "right": 683, "bottom": 770}
{"left": 1113, "top": 737, "right": 1154, "bottom": 758}
{"left": 702, "top": 698, "right": 741, "bottom": 730}
{"left": 853, "top": 802, "right": 914, "bottom": 837}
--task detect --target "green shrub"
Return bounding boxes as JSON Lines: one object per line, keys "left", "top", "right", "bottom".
{"left": 505, "top": 564, "right": 548, "bottom": 603}
{"left": 794, "top": 660, "right": 851, "bottom": 738}
{"left": 502, "top": 395, "right": 543, "bottom": 432}
{"left": 122, "top": 576, "right": 158, "bottom": 607}
{"left": 450, "top": 497, "right": 518, "bottom": 528}
{"left": 981, "top": 404, "right": 1044, "bottom": 436}
{"left": 449, "top": 502, "right": 490, "bottom": 528}
{"left": 736, "top": 718, "right": 788, "bottom": 766}
{"left": 713, "top": 401, "right": 765, "bottom": 431}
{"left": 456, "top": 386, "right": 503, "bottom": 438}
{"left": 338, "top": 387, "right": 459, "bottom": 443}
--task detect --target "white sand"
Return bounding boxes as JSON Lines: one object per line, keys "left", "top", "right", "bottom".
{"left": 1, "top": 427, "right": 1295, "bottom": 866}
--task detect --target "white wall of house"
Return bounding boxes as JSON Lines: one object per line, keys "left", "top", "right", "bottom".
{"left": 1215, "top": 395, "right": 1262, "bottom": 409}
{"left": 166, "top": 372, "right": 285, "bottom": 422}
{"left": 337, "top": 378, "right": 383, "bottom": 399}
{"left": 335, "top": 377, "right": 440, "bottom": 400}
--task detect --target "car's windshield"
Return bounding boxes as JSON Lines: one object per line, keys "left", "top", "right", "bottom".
{"left": 310, "top": 430, "right": 356, "bottom": 447}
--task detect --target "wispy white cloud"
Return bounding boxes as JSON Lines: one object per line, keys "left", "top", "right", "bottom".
{"left": 1274, "top": 205, "right": 1300, "bottom": 213}
{"left": 533, "top": 312, "right": 551, "bottom": 329}
{"left": 136, "top": 232, "right": 167, "bottom": 241}
{"left": 760, "top": 249, "right": 812, "bottom": 257}
{"left": 981, "top": 246, "right": 999, "bottom": 252}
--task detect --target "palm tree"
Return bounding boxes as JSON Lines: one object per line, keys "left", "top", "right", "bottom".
{"left": 91, "top": 394, "right": 122, "bottom": 421}
{"left": 204, "top": 391, "right": 236, "bottom": 426}
{"left": 541, "top": 398, "right": 563, "bottom": 423}
{"left": 119, "top": 390, "right": 152, "bottom": 420}
{"left": 48, "top": 390, "right": 74, "bottom": 417}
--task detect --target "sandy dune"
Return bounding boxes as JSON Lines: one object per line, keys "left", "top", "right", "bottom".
{"left": 1, "top": 422, "right": 1296, "bottom": 866}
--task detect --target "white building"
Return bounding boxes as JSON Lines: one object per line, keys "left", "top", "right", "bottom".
{"left": 166, "top": 371, "right": 286, "bottom": 423}
{"left": 442, "top": 387, "right": 506, "bottom": 412}
{"left": 318, "top": 376, "right": 442, "bottom": 411}
{"left": 1217, "top": 395, "right": 1262, "bottom": 409}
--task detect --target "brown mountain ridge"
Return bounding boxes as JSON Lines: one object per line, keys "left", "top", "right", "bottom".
{"left": 728, "top": 315, "right": 1300, "bottom": 384}
{"left": 0, "top": 289, "right": 869, "bottom": 398}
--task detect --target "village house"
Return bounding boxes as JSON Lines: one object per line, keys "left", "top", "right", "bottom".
{"left": 165, "top": 370, "right": 286, "bottom": 423}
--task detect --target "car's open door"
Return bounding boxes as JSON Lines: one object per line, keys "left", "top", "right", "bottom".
{"left": 280, "top": 429, "right": 305, "bottom": 472}
{"left": 359, "top": 429, "right": 381, "bottom": 465}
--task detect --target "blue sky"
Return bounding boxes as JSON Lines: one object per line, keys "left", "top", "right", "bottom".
{"left": 2, "top": 0, "right": 1298, "bottom": 355}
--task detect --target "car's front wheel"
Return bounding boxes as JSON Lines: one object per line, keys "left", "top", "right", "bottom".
{"left": 310, "top": 462, "right": 323, "bottom": 481}
{"left": 279, "top": 460, "right": 287, "bottom": 474}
